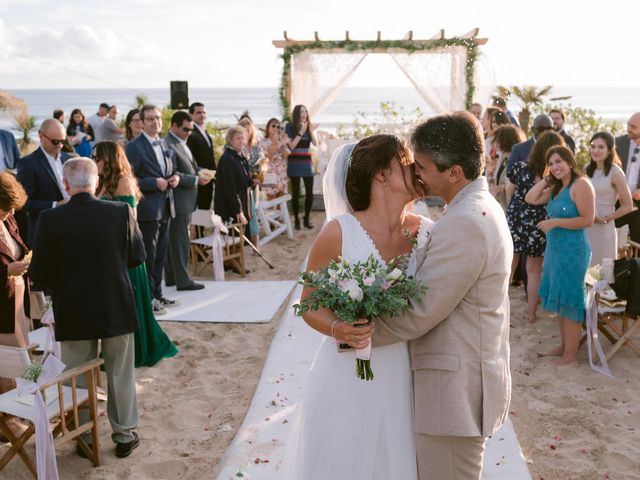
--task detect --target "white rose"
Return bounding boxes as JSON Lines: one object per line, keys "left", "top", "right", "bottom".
{"left": 340, "top": 278, "right": 363, "bottom": 302}
{"left": 386, "top": 268, "right": 403, "bottom": 282}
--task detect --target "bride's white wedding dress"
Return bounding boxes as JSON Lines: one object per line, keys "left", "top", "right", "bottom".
{"left": 277, "top": 212, "right": 431, "bottom": 480}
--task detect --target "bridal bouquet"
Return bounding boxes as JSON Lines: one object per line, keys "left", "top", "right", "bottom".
{"left": 294, "top": 254, "right": 426, "bottom": 380}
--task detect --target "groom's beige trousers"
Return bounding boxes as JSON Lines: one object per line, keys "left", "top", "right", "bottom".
{"left": 416, "top": 433, "right": 485, "bottom": 480}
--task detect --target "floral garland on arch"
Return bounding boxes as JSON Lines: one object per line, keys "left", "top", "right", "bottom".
{"left": 278, "top": 38, "right": 479, "bottom": 120}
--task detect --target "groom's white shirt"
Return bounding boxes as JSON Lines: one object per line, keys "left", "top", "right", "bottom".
{"left": 374, "top": 177, "right": 513, "bottom": 438}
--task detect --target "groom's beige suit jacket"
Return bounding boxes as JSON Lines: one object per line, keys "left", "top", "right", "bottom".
{"left": 374, "top": 177, "right": 513, "bottom": 438}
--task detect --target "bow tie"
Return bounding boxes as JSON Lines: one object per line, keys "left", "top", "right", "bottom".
{"left": 152, "top": 140, "right": 162, "bottom": 147}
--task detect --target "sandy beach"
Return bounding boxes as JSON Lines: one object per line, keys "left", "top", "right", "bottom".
{"left": 3, "top": 209, "right": 639, "bottom": 480}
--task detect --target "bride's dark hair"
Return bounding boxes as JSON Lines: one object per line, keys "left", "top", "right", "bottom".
{"left": 345, "top": 134, "right": 418, "bottom": 211}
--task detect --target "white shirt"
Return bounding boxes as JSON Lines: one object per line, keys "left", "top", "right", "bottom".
{"left": 625, "top": 139, "right": 640, "bottom": 190}
{"left": 41, "top": 147, "right": 69, "bottom": 203}
{"left": 142, "top": 132, "right": 168, "bottom": 176}
{"left": 194, "top": 123, "right": 211, "bottom": 148}
{"left": 87, "top": 113, "right": 105, "bottom": 143}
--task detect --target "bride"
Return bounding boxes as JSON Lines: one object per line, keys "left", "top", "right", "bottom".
{"left": 277, "top": 134, "right": 433, "bottom": 479}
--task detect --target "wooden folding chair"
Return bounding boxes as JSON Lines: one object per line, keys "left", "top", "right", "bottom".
{"left": 0, "top": 346, "right": 104, "bottom": 477}
{"left": 189, "top": 209, "right": 247, "bottom": 277}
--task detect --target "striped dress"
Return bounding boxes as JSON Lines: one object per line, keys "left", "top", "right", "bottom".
{"left": 285, "top": 123, "right": 313, "bottom": 177}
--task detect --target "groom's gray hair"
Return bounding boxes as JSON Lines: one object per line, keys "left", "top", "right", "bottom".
{"left": 411, "top": 112, "right": 485, "bottom": 180}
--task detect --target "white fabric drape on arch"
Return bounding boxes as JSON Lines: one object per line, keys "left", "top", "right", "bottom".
{"left": 389, "top": 46, "right": 468, "bottom": 114}
{"left": 290, "top": 51, "right": 368, "bottom": 118}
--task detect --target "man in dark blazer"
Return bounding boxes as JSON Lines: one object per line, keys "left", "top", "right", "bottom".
{"left": 549, "top": 108, "right": 576, "bottom": 152}
{"left": 187, "top": 102, "right": 216, "bottom": 209}
{"left": 505, "top": 114, "right": 554, "bottom": 176}
{"left": 615, "top": 112, "right": 640, "bottom": 241}
{"left": 16, "top": 119, "right": 73, "bottom": 246}
{"left": 0, "top": 128, "right": 21, "bottom": 172}
{"left": 29, "top": 158, "right": 145, "bottom": 458}
{"left": 125, "top": 105, "right": 180, "bottom": 315}
{"left": 164, "top": 111, "right": 210, "bottom": 290}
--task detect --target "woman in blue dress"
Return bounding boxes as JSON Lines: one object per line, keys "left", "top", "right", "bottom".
{"left": 67, "top": 109, "right": 94, "bottom": 157}
{"left": 525, "top": 145, "right": 595, "bottom": 366}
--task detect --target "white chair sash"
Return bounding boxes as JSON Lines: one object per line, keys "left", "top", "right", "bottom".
{"left": 16, "top": 355, "right": 66, "bottom": 480}
{"left": 585, "top": 280, "right": 613, "bottom": 377}
{"left": 39, "top": 308, "right": 60, "bottom": 361}
{"left": 210, "top": 213, "right": 228, "bottom": 281}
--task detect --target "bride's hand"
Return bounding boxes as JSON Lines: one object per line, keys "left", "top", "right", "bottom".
{"left": 334, "top": 319, "right": 373, "bottom": 349}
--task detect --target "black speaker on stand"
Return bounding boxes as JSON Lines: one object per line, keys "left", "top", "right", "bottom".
{"left": 170, "top": 81, "right": 189, "bottom": 110}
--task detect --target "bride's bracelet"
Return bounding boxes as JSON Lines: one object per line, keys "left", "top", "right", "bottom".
{"left": 330, "top": 320, "right": 340, "bottom": 338}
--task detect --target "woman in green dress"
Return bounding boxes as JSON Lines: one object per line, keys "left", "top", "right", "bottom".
{"left": 93, "top": 141, "right": 178, "bottom": 367}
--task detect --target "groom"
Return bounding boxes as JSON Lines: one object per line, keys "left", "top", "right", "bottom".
{"left": 372, "top": 112, "right": 512, "bottom": 480}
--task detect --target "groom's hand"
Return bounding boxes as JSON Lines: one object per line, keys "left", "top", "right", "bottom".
{"left": 335, "top": 319, "right": 373, "bottom": 349}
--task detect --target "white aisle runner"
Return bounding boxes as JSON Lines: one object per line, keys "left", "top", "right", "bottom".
{"left": 158, "top": 281, "right": 295, "bottom": 323}
{"left": 216, "top": 285, "right": 532, "bottom": 479}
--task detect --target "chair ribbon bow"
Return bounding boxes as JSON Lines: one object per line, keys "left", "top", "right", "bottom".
{"left": 585, "top": 280, "right": 613, "bottom": 377}
{"left": 40, "top": 308, "right": 61, "bottom": 361}
{"left": 210, "top": 213, "right": 228, "bottom": 281}
{"left": 16, "top": 355, "right": 66, "bottom": 480}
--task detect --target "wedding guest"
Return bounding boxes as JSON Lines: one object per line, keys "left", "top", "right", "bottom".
{"left": 0, "top": 128, "right": 21, "bottom": 172}
{"left": 550, "top": 108, "right": 576, "bottom": 152}
{"left": 480, "top": 106, "right": 500, "bottom": 137}
{"left": 485, "top": 110, "right": 510, "bottom": 156}
{"left": 507, "top": 131, "right": 565, "bottom": 323}
{"left": 164, "top": 111, "right": 208, "bottom": 291}
{"left": 214, "top": 125, "right": 251, "bottom": 228}
{"left": 54, "top": 109, "right": 76, "bottom": 155}
{"left": 125, "top": 105, "right": 180, "bottom": 316}
{"left": 29, "top": 157, "right": 146, "bottom": 457}
{"left": 286, "top": 104, "right": 318, "bottom": 230}
{"left": 506, "top": 114, "right": 554, "bottom": 175}
{"left": 94, "top": 141, "right": 179, "bottom": 366}
{"left": 614, "top": 112, "right": 640, "bottom": 243}
{"left": 17, "top": 118, "right": 73, "bottom": 246}
{"left": 585, "top": 132, "right": 633, "bottom": 265}
{"left": 124, "top": 108, "right": 143, "bottom": 144}
{"left": 488, "top": 125, "right": 526, "bottom": 209}
{"left": 260, "top": 118, "right": 289, "bottom": 199}
{"left": 0, "top": 171, "right": 30, "bottom": 348}
{"left": 526, "top": 146, "right": 595, "bottom": 366}
{"left": 492, "top": 96, "right": 519, "bottom": 126}
{"left": 100, "top": 105, "right": 125, "bottom": 142}
{"left": 237, "top": 117, "right": 264, "bottom": 248}
{"left": 468, "top": 102, "right": 483, "bottom": 121}
{"left": 87, "top": 103, "right": 109, "bottom": 143}
{"left": 67, "top": 108, "right": 94, "bottom": 158}
{"left": 187, "top": 102, "right": 216, "bottom": 210}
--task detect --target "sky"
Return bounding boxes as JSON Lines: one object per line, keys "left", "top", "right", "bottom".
{"left": 0, "top": 0, "right": 638, "bottom": 90}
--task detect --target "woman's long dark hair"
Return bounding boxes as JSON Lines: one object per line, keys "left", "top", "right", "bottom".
{"left": 68, "top": 108, "right": 87, "bottom": 131}
{"left": 124, "top": 108, "right": 140, "bottom": 141}
{"left": 527, "top": 131, "right": 565, "bottom": 178}
{"left": 291, "top": 105, "right": 311, "bottom": 137}
{"left": 585, "top": 131, "right": 621, "bottom": 178}
{"left": 545, "top": 145, "right": 584, "bottom": 196}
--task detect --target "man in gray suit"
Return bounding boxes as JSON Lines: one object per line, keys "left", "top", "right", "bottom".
{"left": 164, "top": 111, "right": 210, "bottom": 290}
{"left": 372, "top": 112, "right": 513, "bottom": 480}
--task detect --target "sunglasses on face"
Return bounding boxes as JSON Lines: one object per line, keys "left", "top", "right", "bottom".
{"left": 182, "top": 127, "right": 194, "bottom": 132}
{"left": 40, "top": 131, "right": 66, "bottom": 146}
{"left": 270, "top": 124, "right": 281, "bottom": 129}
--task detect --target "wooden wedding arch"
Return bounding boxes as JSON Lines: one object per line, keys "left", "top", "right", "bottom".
{"left": 273, "top": 29, "right": 488, "bottom": 119}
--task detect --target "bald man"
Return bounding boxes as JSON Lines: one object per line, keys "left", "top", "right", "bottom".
{"left": 615, "top": 112, "right": 640, "bottom": 241}
{"left": 17, "top": 118, "right": 73, "bottom": 246}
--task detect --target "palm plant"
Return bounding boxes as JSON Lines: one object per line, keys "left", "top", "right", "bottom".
{"left": 135, "top": 93, "right": 148, "bottom": 109}
{"left": 497, "top": 85, "right": 553, "bottom": 135}
{"left": 13, "top": 112, "right": 38, "bottom": 154}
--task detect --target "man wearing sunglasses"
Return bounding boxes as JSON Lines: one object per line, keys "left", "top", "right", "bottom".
{"left": 163, "top": 110, "right": 208, "bottom": 291}
{"left": 614, "top": 112, "right": 640, "bottom": 241}
{"left": 17, "top": 118, "right": 73, "bottom": 246}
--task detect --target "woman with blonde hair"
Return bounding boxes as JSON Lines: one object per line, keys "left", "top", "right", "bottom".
{"left": 94, "top": 141, "right": 178, "bottom": 367}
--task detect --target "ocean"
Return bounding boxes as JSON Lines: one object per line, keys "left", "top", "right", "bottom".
{"left": 1, "top": 86, "right": 636, "bottom": 132}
